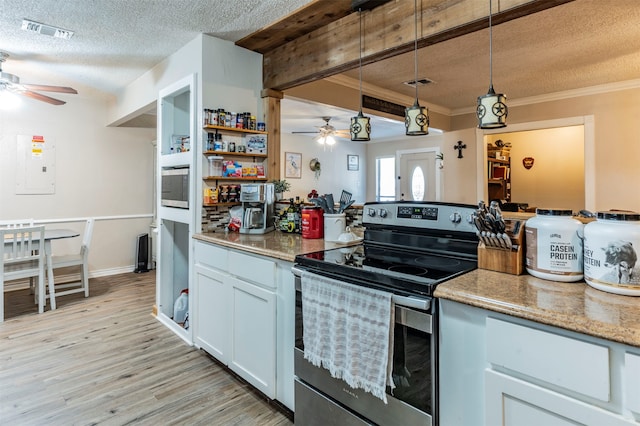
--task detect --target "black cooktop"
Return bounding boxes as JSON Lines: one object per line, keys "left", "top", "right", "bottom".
{"left": 295, "top": 242, "right": 477, "bottom": 298}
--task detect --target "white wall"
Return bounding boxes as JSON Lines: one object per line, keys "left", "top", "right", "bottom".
{"left": 108, "top": 35, "right": 204, "bottom": 127}
{"left": 280, "top": 133, "right": 367, "bottom": 203}
{"left": 486, "top": 126, "right": 585, "bottom": 212}
{"left": 0, "top": 94, "right": 156, "bottom": 274}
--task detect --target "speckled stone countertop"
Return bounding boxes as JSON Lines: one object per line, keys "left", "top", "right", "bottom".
{"left": 193, "top": 230, "right": 361, "bottom": 262}
{"left": 194, "top": 230, "right": 640, "bottom": 348}
{"left": 435, "top": 270, "right": 640, "bottom": 347}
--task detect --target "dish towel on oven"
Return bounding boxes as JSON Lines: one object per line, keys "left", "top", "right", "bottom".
{"left": 301, "top": 270, "right": 395, "bottom": 403}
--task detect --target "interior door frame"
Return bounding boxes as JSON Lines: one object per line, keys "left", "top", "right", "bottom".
{"left": 475, "top": 115, "right": 595, "bottom": 211}
{"left": 396, "top": 147, "right": 442, "bottom": 201}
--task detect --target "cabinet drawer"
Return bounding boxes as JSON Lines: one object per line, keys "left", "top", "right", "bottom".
{"left": 624, "top": 352, "right": 640, "bottom": 416}
{"left": 228, "top": 250, "right": 276, "bottom": 288}
{"left": 195, "top": 241, "right": 229, "bottom": 271}
{"left": 486, "top": 317, "right": 610, "bottom": 401}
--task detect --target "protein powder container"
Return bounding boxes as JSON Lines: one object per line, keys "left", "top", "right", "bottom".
{"left": 583, "top": 211, "right": 640, "bottom": 295}
{"left": 525, "top": 208, "right": 584, "bottom": 282}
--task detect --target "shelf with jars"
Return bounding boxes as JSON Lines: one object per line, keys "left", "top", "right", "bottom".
{"left": 203, "top": 125, "right": 266, "bottom": 135}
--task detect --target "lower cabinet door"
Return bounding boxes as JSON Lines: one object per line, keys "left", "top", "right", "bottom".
{"left": 229, "top": 276, "right": 276, "bottom": 398}
{"left": 485, "top": 370, "right": 635, "bottom": 426}
{"left": 193, "top": 265, "right": 230, "bottom": 364}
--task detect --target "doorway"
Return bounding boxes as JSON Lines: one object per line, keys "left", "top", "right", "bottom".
{"left": 397, "top": 148, "right": 441, "bottom": 201}
{"left": 476, "top": 116, "right": 595, "bottom": 212}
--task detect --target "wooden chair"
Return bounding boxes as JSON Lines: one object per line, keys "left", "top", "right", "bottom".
{"left": 46, "top": 218, "right": 95, "bottom": 304}
{"left": 1, "top": 225, "right": 46, "bottom": 322}
{"left": 0, "top": 219, "right": 37, "bottom": 294}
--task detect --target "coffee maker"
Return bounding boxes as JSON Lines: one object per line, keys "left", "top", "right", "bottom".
{"left": 239, "top": 183, "right": 275, "bottom": 234}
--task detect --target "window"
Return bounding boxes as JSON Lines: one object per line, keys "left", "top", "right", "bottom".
{"left": 376, "top": 156, "right": 395, "bottom": 201}
{"left": 411, "top": 166, "right": 425, "bottom": 201}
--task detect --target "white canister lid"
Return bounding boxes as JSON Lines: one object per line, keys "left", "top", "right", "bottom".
{"left": 596, "top": 211, "right": 640, "bottom": 221}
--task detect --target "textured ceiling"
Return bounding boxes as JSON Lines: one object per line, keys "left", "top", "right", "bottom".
{"left": 0, "top": 0, "right": 313, "bottom": 98}
{"left": 2, "top": 0, "right": 640, "bottom": 137}
{"left": 338, "top": 0, "right": 640, "bottom": 113}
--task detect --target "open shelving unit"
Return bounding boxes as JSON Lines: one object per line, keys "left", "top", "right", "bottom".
{"left": 487, "top": 157, "right": 511, "bottom": 201}
{"left": 201, "top": 125, "right": 268, "bottom": 207}
{"left": 156, "top": 74, "right": 197, "bottom": 344}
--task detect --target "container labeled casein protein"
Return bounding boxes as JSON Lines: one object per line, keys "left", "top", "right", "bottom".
{"left": 583, "top": 211, "right": 640, "bottom": 295}
{"left": 525, "top": 208, "right": 584, "bottom": 282}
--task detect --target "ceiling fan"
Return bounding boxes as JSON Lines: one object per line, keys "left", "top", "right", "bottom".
{"left": 0, "top": 52, "right": 77, "bottom": 105}
{"left": 292, "top": 116, "right": 350, "bottom": 144}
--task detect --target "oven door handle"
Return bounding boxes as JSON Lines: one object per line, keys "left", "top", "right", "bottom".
{"left": 293, "top": 266, "right": 431, "bottom": 311}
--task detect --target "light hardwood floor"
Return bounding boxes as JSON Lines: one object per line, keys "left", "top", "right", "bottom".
{"left": 1, "top": 271, "right": 293, "bottom": 425}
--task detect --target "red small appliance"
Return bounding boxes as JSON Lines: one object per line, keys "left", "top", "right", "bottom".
{"left": 301, "top": 206, "right": 324, "bottom": 239}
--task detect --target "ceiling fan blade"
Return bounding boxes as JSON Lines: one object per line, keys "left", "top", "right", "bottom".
{"left": 291, "top": 131, "right": 319, "bottom": 134}
{"left": 20, "top": 83, "right": 77, "bottom": 94}
{"left": 19, "top": 89, "right": 66, "bottom": 105}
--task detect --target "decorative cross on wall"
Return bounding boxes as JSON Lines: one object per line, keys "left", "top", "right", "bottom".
{"left": 454, "top": 140, "right": 467, "bottom": 158}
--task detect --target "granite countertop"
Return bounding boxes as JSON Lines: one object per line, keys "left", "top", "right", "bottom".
{"left": 435, "top": 270, "right": 640, "bottom": 347}
{"left": 194, "top": 230, "right": 640, "bottom": 348}
{"left": 193, "top": 229, "right": 362, "bottom": 262}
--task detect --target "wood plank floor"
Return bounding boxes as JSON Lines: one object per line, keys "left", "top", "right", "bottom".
{"left": 1, "top": 271, "right": 293, "bottom": 425}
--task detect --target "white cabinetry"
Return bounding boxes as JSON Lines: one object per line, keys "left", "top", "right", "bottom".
{"left": 439, "top": 299, "right": 640, "bottom": 426}
{"left": 193, "top": 240, "right": 283, "bottom": 401}
{"left": 229, "top": 274, "right": 276, "bottom": 396}
{"left": 485, "top": 370, "right": 632, "bottom": 426}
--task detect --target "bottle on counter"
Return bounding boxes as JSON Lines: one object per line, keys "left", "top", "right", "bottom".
{"left": 525, "top": 208, "right": 584, "bottom": 282}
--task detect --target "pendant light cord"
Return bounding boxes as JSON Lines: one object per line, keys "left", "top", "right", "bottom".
{"left": 413, "top": 0, "right": 419, "bottom": 101}
{"left": 489, "top": 0, "right": 493, "bottom": 89}
{"left": 358, "top": 8, "right": 363, "bottom": 112}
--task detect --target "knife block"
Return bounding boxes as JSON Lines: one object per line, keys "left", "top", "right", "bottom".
{"left": 477, "top": 218, "right": 526, "bottom": 275}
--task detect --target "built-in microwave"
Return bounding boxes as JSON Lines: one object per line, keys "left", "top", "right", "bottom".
{"left": 161, "top": 167, "right": 189, "bottom": 209}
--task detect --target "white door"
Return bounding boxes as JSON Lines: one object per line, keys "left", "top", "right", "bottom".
{"left": 397, "top": 150, "right": 439, "bottom": 201}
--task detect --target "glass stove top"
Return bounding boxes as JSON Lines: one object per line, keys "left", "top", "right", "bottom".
{"left": 295, "top": 242, "right": 477, "bottom": 297}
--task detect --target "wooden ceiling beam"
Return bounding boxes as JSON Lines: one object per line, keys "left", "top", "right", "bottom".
{"left": 235, "top": 0, "right": 353, "bottom": 54}
{"left": 258, "top": 0, "right": 574, "bottom": 91}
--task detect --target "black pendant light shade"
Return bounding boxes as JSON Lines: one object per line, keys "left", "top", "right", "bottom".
{"left": 477, "top": 0, "right": 507, "bottom": 129}
{"left": 405, "top": 0, "right": 428, "bottom": 136}
{"left": 351, "top": 110, "right": 371, "bottom": 141}
{"left": 405, "top": 101, "right": 429, "bottom": 135}
{"left": 351, "top": 8, "right": 371, "bottom": 141}
{"left": 477, "top": 85, "right": 507, "bottom": 128}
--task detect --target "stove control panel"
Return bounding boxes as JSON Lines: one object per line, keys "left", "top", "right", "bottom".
{"left": 363, "top": 202, "right": 477, "bottom": 233}
{"left": 397, "top": 206, "right": 438, "bottom": 220}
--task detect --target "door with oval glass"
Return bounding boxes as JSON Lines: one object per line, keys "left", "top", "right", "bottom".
{"left": 397, "top": 149, "right": 439, "bottom": 201}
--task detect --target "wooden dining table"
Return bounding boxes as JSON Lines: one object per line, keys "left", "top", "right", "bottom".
{"left": 3, "top": 228, "right": 80, "bottom": 313}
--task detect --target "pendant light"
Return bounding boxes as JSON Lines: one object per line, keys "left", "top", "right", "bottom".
{"left": 405, "top": 0, "right": 429, "bottom": 136}
{"left": 350, "top": 8, "right": 371, "bottom": 142}
{"left": 476, "top": 0, "right": 508, "bottom": 129}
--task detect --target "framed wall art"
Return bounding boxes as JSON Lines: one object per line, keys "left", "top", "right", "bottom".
{"left": 285, "top": 152, "right": 302, "bottom": 178}
{"left": 347, "top": 154, "right": 359, "bottom": 171}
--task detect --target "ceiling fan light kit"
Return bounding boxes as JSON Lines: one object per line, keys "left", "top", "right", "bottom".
{"left": 350, "top": 8, "right": 371, "bottom": 142}
{"left": 476, "top": 0, "right": 508, "bottom": 129}
{"left": 405, "top": 0, "right": 429, "bottom": 136}
{"left": 0, "top": 52, "right": 77, "bottom": 106}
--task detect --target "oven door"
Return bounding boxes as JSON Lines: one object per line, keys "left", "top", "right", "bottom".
{"left": 293, "top": 267, "right": 437, "bottom": 426}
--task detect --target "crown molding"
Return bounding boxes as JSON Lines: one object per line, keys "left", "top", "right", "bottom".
{"left": 451, "top": 78, "right": 640, "bottom": 116}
